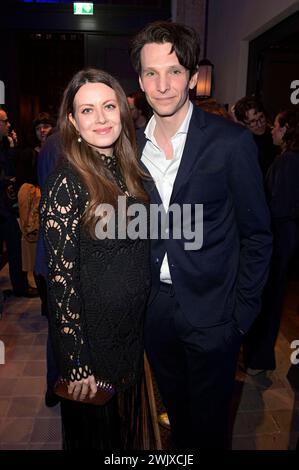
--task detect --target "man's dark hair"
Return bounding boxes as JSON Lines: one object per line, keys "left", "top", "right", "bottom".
{"left": 130, "top": 21, "right": 200, "bottom": 77}
{"left": 234, "top": 96, "right": 266, "bottom": 123}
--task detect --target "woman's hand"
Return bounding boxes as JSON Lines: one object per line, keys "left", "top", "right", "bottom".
{"left": 67, "top": 375, "right": 98, "bottom": 401}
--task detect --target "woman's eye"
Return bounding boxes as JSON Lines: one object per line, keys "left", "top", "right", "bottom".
{"left": 105, "top": 103, "right": 116, "bottom": 110}
{"left": 82, "top": 108, "right": 93, "bottom": 114}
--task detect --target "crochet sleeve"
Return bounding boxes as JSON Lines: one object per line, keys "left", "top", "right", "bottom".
{"left": 40, "top": 168, "right": 93, "bottom": 381}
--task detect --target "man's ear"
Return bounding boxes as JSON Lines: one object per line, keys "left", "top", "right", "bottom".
{"left": 189, "top": 70, "right": 199, "bottom": 90}
{"left": 68, "top": 112, "right": 78, "bottom": 132}
{"left": 139, "top": 76, "right": 145, "bottom": 92}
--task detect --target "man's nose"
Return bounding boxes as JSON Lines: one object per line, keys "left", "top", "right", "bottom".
{"left": 157, "top": 74, "right": 170, "bottom": 93}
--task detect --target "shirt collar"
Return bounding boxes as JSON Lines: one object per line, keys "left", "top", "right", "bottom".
{"left": 144, "top": 101, "right": 194, "bottom": 143}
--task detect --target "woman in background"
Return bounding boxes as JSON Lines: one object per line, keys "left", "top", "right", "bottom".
{"left": 17, "top": 113, "right": 55, "bottom": 303}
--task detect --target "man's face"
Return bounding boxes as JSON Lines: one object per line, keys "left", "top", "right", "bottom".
{"left": 138, "top": 42, "right": 197, "bottom": 121}
{"left": 0, "top": 109, "right": 10, "bottom": 139}
{"left": 244, "top": 108, "right": 267, "bottom": 136}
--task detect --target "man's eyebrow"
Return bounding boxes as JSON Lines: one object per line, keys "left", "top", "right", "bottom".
{"left": 142, "top": 64, "right": 184, "bottom": 71}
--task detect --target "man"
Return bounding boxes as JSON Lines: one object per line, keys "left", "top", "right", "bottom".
{"left": 130, "top": 21, "right": 272, "bottom": 449}
{"left": 0, "top": 108, "right": 32, "bottom": 297}
{"left": 233, "top": 96, "right": 278, "bottom": 179}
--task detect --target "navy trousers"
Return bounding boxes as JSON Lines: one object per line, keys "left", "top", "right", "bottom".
{"left": 145, "top": 284, "right": 241, "bottom": 449}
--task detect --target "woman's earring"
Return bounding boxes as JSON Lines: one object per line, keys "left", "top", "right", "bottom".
{"left": 77, "top": 136, "right": 82, "bottom": 143}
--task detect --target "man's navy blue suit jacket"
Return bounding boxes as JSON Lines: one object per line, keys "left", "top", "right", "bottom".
{"left": 137, "top": 106, "right": 272, "bottom": 333}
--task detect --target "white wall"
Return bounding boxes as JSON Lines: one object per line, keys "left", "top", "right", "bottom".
{"left": 207, "top": 0, "right": 299, "bottom": 108}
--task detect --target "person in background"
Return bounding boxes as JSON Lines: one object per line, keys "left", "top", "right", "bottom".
{"left": 130, "top": 20, "right": 272, "bottom": 449}
{"left": 127, "top": 90, "right": 151, "bottom": 130}
{"left": 196, "top": 98, "right": 233, "bottom": 120}
{"left": 40, "top": 68, "right": 152, "bottom": 449}
{"left": 233, "top": 96, "right": 278, "bottom": 179}
{"left": 35, "top": 128, "right": 62, "bottom": 408}
{"left": 0, "top": 107, "right": 31, "bottom": 297}
{"left": 16, "top": 112, "right": 55, "bottom": 299}
{"left": 243, "top": 107, "right": 299, "bottom": 374}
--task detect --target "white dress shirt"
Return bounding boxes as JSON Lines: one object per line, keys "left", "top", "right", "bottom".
{"left": 141, "top": 102, "right": 194, "bottom": 283}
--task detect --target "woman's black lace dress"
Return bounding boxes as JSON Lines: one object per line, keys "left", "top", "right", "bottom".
{"left": 40, "top": 158, "right": 151, "bottom": 449}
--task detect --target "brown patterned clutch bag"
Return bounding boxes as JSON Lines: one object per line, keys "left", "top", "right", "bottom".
{"left": 54, "top": 377, "right": 115, "bottom": 406}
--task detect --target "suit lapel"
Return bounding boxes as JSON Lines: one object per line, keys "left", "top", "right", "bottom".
{"left": 137, "top": 107, "right": 207, "bottom": 206}
{"left": 140, "top": 161, "right": 163, "bottom": 205}
{"left": 170, "top": 107, "right": 207, "bottom": 203}
{"left": 137, "top": 131, "right": 163, "bottom": 205}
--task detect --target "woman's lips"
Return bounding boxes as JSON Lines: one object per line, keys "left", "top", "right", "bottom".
{"left": 94, "top": 127, "right": 112, "bottom": 134}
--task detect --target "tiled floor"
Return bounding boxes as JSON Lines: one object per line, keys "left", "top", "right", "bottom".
{"left": 0, "top": 265, "right": 61, "bottom": 450}
{"left": 0, "top": 262, "right": 299, "bottom": 450}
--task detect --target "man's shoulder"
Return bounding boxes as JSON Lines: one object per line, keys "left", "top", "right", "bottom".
{"left": 191, "top": 105, "right": 245, "bottom": 138}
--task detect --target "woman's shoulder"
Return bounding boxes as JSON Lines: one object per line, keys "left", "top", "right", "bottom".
{"left": 46, "top": 160, "right": 82, "bottom": 187}
{"left": 285, "top": 149, "right": 299, "bottom": 158}
{"left": 281, "top": 150, "right": 299, "bottom": 167}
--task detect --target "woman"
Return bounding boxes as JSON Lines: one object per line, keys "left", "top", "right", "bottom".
{"left": 243, "top": 106, "right": 299, "bottom": 374}
{"left": 40, "top": 68, "right": 151, "bottom": 449}
{"left": 17, "top": 113, "right": 55, "bottom": 304}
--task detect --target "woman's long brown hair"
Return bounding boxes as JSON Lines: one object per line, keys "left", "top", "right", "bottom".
{"left": 58, "top": 68, "right": 149, "bottom": 238}
{"left": 277, "top": 107, "right": 299, "bottom": 152}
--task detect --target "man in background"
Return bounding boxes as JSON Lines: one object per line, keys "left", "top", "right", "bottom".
{"left": 0, "top": 108, "right": 32, "bottom": 297}
{"left": 233, "top": 96, "right": 278, "bottom": 179}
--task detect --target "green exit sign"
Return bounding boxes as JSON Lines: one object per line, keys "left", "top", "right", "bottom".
{"left": 73, "top": 3, "right": 93, "bottom": 15}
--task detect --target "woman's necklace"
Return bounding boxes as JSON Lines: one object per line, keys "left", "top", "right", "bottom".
{"left": 99, "top": 153, "right": 131, "bottom": 197}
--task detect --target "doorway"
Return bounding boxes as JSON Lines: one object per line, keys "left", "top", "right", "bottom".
{"left": 247, "top": 10, "right": 299, "bottom": 120}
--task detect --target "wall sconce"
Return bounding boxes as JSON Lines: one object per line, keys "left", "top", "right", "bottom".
{"left": 196, "top": 0, "right": 213, "bottom": 99}
{"left": 196, "top": 58, "right": 214, "bottom": 99}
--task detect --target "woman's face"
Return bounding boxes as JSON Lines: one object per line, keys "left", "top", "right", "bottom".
{"left": 271, "top": 115, "right": 287, "bottom": 148}
{"left": 35, "top": 123, "right": 52, "bottom": 145}
{"left": 69, "top": 82, "right": 122, "bottom": 156}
